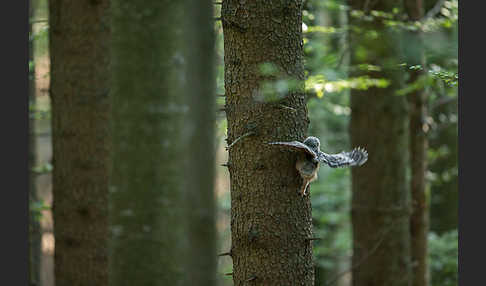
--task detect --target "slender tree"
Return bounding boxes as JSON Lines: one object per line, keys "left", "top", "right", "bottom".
{"left": 221, "top": 1, "right": 314, "bottom": 285}
{"left": 48, "top": 0, "right": 110, "bottom": 285}
{"left": 404, "top": 1, "right": 429, "bottom": 286}
{"left": 348, "top": 1, "right": 412, "bottom": 285}
{"left": 109, "top": 0, "right": 216, "bottom": 285}
{"left": 29, "top": 0, "right": 42, "bottom": 284}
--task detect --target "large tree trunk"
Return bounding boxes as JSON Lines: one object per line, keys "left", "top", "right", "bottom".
{"left": 49, "top": 0, "right": 110, "bottom": 285}
{"left": 221, "top": 1, "right": 313, "bottom": 285}
{"left": 109, "top": 1, "right": 216, "bottom": 285}
{"left": 348, "top": 1, "right": 412, "bottom": 286}
{"left": 403, "top": 1, "right": 429, "bottom": 286}
{"left": 29, "top": 0, "right": 42, "bottom": 284}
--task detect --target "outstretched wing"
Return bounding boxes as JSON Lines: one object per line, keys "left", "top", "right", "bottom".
{"left": 268, "top": 141, "right": 317, "bottom": 158}
{"left": 318, "top": 147, "right": 368, "bottom": 168}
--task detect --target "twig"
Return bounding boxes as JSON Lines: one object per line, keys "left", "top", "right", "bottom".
{"left": 214, "top": 2, "right": 223, "bottom": 5}
{"left": 305, "top": 237, "right": 322, "bottom": 241}
{"left": 226, "top": 131, "right": 255, "bottom": 150}
{"left": 221, "top": 163, "right": 231, "bottom": 167}
{"left": 214, "top": 17, "right": 222, "bottom": 21}
{"left": 225, "top": 272, "right": 233, "bottom": 276}
{"left": 278, "top": 104, "right": 297, "bottom": 112}
{"left": 246, "top": 275, "right": 257, "bottom": 282}
{"left": 218, "top": 251, "right": 232, "bottom": 257}
{"left": 335, "top": 44, "right": 350, "bottom": 69}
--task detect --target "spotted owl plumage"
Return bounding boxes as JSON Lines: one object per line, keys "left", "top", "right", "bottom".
{"left": 269, "top": 136, "right": 368, "bottom": 196}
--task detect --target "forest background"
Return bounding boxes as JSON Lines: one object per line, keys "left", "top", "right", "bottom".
{"left": 28, "top": 0, "right": 458, "bottom": 285}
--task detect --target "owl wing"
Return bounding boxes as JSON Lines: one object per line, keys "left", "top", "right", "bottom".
{"left": 318, "top": 147, "right": 368, "bottom": 168}
{"left": 268, "top": 141, "right": 318, "bottom": 158}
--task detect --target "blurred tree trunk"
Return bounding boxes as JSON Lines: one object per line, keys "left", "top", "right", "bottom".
{"left": 404, "top": 1, "right": 430, "bottom": 286}
{"left": 425, "top": 0, "right": 458, "bottom": 235}
{"left": 221, "top": 1, "right": 313, "bottom": 285}
{"left": 109, "top": 0, "right": 216, "bottom": 285}
{"left": 29, "top": 0, "right": 42, "bottom": 284}
{"left": 49, "top": 0, "right": 110, "bottom": 285}
{"left": 428, "top": 98, "right": 458, "bottom": 234}
{"left": 348, "top": 1, "right": 412, "bottom": 286}
{"left": 182, "top": 1, "right": 217, "bottom": 284}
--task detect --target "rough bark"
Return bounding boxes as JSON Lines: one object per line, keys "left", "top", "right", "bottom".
{"left": 29, "top": 0, "right": 42, "bottom": 284}
{"left": 49, "top": 0, "right": 110, "bottom": 285}
{"left": 404, "top": 1, "right": 430, "bottom": 286}
{"left": 222, "top": 1, "right": 313, "bottom": 285}
{"left": 109, "top": 1, "right": 216, "bottom": 285}
{"left": 348, "top": 1, "right": 412, "bottom": 286}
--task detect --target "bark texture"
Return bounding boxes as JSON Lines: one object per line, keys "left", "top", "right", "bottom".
{"left": 109, "top": 1, "right": 216, "bottom": 285}
{"left": 49, "top": 0, "right": 110, "bottom": 285}
{"left": 222, "top": 1, "right": 314, "bottom": 285}
{"left": 404, "top": 1, "right": 430, "bottom": 286}
{"left": 348, "top": 1, "right": 412, "bottom": 285}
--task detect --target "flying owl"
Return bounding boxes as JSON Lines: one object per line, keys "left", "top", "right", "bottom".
{"left": 269, "top": 136, "right": 368, "bottom": 196}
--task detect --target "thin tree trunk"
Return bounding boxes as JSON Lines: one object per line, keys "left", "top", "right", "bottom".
{"left": 222, "top": 1, "right": 313, "bottom": 285}
{"left": 109, "top": 1, "right": 216, "bottom": 285}
{"left": 348, "top": 1, "right": 412, "bottom": 286}
{"left": 49, "top": 0, "right": 110, "bottom": 285}
{"left": 404, "top": 1, "right": 429, "bottom": 286}
{"left": 29, "top": 0, "right": 42, "bottom": 284}
{"left": 407, "top": 73, "right": 429, "bottom": 286}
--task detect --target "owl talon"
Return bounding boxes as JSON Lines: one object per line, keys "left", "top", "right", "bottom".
{"left": 300, "top": 182, "right": 309, "bottom": 196}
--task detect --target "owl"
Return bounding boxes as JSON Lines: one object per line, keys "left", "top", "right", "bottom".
{"left": 269, "top": 136, "right": 368, "bottom": 196}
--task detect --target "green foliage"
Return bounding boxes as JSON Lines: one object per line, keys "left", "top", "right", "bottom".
{"left": 212, "top": 0, "right": 458, "bottom": 284}
{"left": 257, "top": 78, "right": 302, "bottom": 102}
{"left": 259, "top": 62, "right": 280, "bottom": 76}
{"left": 31, "top": 162, "right": 53, "bottom": 174}
{"left": 29, "top": 101, "right": 51, "bottom": 120}
{"left": 30, "top": 199, "right": 50, "bottom": 222}
{"left": 429, "top": 230, "right": 458, "bottom": 286}
{"left": 428, "top": 67, "right": 458, "bottom": 87}
{"left": 29, "top": 60, "right": 35, "bottom": 73}
{"left": 307, "top": 86, "right": 351, "bottom": 276}
{"left": 306, "top": 74, "right": 389, "bottom": 98}
{"left": 301, "top": 0, "right": 458, "bottom": 282}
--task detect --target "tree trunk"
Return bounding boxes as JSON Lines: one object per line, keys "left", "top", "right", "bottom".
{"left": 403, "top": 1, "right": 430, "bottom": 286}
{"left": 182, "top": 1, "right": 217, "bottom": 284}
{"left": 29, "top": 0, "right": 42, "bottom": 284}
{"left": 221, "top": 1, "right": 313, "bottom": 285}
{"left": 109, "top": 1, "right": 216, "bottom": 285}
{"left": 348, "top": 1, "right": 412, "bottom": 286}
{"left": 49, "top": 0, "right": 110, "bottom": 285}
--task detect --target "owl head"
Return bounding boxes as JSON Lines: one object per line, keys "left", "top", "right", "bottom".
{"left": 303, "top": 136, "right": 320, "bottom": 153}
